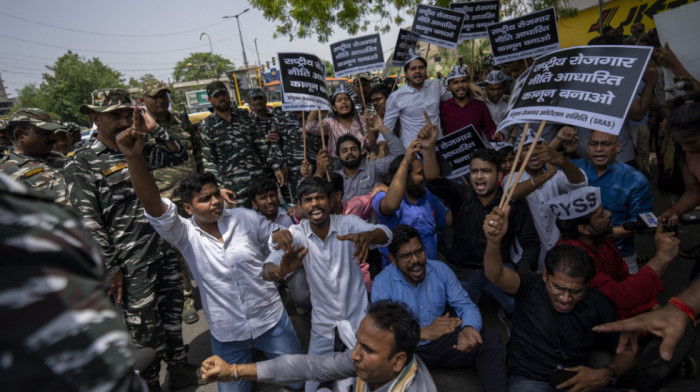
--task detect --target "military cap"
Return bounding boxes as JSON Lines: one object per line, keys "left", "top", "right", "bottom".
{"left": 206, "top": 81, "right": 228, "bottom": 97}
{"left": 9, "top": 108, "right": 64, "bottom": 131}
{"left": 247, "top": 88, "right": 266, "bottom": 100}
{"left": 140, "top": 78, "right": 170, "bottom": 97}
{"left": 79, "top": 89, "right": 133, "bottom": 115}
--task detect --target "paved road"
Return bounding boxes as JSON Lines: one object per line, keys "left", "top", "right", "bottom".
{"left": 159, "top": 163, "right": 700, "bottom": 392}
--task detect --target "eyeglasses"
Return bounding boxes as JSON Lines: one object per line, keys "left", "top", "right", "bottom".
{"left": 587, "top": 141, "right": 616, "bottom": 148}
{"left": 397, "top": 247, "right": 425, "bottom": 263}
{"left": 547, "top": 278, "right": 585, "bottom": 297}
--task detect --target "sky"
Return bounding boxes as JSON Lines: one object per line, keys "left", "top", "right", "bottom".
{"left": 0, "top": 0, "right": 406, "bottom": 97}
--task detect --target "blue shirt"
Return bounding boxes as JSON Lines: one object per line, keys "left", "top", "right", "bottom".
{"left": 572, "top": 159, "right": 653, "bottom": 257}
{"left": 371, "top": 259, "right": 482, "bottom": 344}
{"left": 372, "top": 189, "right": 448, "bottom": 267}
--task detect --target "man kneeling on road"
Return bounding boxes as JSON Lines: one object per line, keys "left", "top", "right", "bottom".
{"left": 200, "top": 301, "right": 437, "bottom": 392}
{"left": 116, "top": 128, "right": 303, "bottom": 392}
{"left": 372, "top": 224, "right": 506, "bottom": 391}
{"left": 483, "top": 206, "right": 636, "bottom": 391}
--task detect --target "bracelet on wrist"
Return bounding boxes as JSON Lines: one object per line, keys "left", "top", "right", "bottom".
{"left": 668, "top": 297, "right": 697, "bottom": 327}
{"left": 667, "top": 206, "right": 683, "bottom": 216}
{"left": 233, "top": 364, "right": 240, "bottom": 381}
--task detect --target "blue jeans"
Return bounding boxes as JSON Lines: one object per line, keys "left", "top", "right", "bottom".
{"left": 305, "top": 330, "right": 334, "bottom": 392}
{"left": 460, "top": 268, "right": 515, "bottom": 315}
{"left": 210, "top": 311, "right": 303, "bottom": 392}
{"left": 507, "top": 376, "right": 555, "bottom": 392}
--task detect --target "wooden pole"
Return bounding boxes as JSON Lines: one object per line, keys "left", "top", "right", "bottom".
{"left": 317, "top": 106, "right": 331, "bottom": 182}
{"left": 499, "top": 123, "right": 530, "bottom": 209}
{"left": 302, "top": 111, "right": 307, "bottom": 160}
{"left": 357, "top": 75, "right": 367, "bottom": 110}
{"left": 500, "top": 120, "right": 547, "bottom": 208}
{"left": 470, "top": 40, "right": 475, "bottom": 83}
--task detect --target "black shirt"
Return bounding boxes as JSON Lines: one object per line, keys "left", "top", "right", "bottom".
{"left": 507, "top": 271, "right": 619, "bottom": 382}
{"left": 425, "top": 177, "right": 540, "bottom": 278}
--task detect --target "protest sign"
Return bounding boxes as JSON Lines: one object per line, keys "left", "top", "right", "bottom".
{"left": 450, "top": 1, "right": 500, "bottom": 41}
{"left": 499, "top": 45, "right": 653, "bottom": 135}
{"left": 331, "top": 34, "right": 385, "bottom": 78}
{"left": 435, "top": 125, "right": 487, "bottom": 178}
{"left": 278, "top": 52, "right": 331, "bottom": 112}
{"left": 391, "top": 29, "right": 421, "bottom": 67}
{"left": 487, "top": 7, "right": 559, "bottom": 65}
{"left": 411, "top": 4, "right": 465, "bottom": 49}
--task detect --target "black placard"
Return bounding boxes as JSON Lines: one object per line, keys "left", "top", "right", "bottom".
{"left": 435, "top": 125, "right": 487, "bottom": 178}
{"left": 450, "top": 1, "right": 500, "bottom": 41}
{"left": 411, "top": 4, "right": 465, "bottom": 49}
{"left": 330, "top": 34, "right": 385, "bottom": 78}
{"left": 486, "top": 7, "right": 559, "bottom": 65}
{"left": 278, "top": 52, "right": 331, "bottom": 112}
{"left": 391, "top": 29, "right": 421, "bottom": 67}
{"left": 499, "top": 45, "right": 653, "bottom": 135}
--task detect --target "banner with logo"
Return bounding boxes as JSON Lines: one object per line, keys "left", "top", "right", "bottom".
{"left": 436, "top": 125, "right": 487, "bottom": 178}
{"left": 450, "top": 0, "right": 500, "bottom": 41}
{"left": 411, "top": 4, "right": 465, "bottom": 49}
{"left": 331, "top": 34, "right": 385, "bottom": 78}
{"left": 278, "top": 52, "right": 331, "bottom": 112}
{"left": 487, "top": 7, "right": 559, "bottom": 65}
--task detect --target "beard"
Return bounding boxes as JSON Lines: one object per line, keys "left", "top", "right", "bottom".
{"left": 341, "top": 155, "right": 361, "bottom": 170}
{"left": 406, "top": 181, "right": 426, "bottom": 199}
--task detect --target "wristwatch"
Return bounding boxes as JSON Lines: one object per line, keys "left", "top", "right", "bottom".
{"left": 602, "top": 365, "right": 618, "bottom": 386}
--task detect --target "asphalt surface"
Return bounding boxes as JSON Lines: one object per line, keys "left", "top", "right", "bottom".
{"left": 158, "top": 160, "right": 700, "bottom": 392}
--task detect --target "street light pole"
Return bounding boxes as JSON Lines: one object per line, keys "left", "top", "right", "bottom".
{"left": 223, "top": 9, "right": 252, "bottom": 88}
{"left": 199, "top": 32, "right": 217, "bottom": 79}
{"left": 254, "top": 38, "right": 262, "bottom": 67}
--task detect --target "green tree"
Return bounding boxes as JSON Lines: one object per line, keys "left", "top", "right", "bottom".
{"left": 15, "top": 51, "right": 125, "bottom": 125}
{"left": 128, "top": 73, "right": 156, "bottom": 88}
{"left": 14, "top": 83, "right": 48, "bottom": 113}
{"left": 250, "top": 0, "right": 576, "bottom": 42}
{"left": 172, "top": 53, "right": 234, "bottom": 82}
{"left": 322, "top": 59, "right": 335, "bottom": 77}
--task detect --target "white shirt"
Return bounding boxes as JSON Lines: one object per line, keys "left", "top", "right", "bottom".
{"left": 485, "top": 97, "right": 509, "bottom": 125}
{"left": 503, "top": 169, "right": 588, "bottom": 268}
{"left": 383, "top": 79, "right": 452, "bottom": 147}
{"left": 266, "top": 214, "right": 392, "bottom": 339}
{"left": 146, "top": 199, "right": 283, "bottom": 342}
{"left": 258, "top": 207, "right": 295, "bottom": 257}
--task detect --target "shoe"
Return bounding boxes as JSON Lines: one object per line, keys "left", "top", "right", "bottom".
{"left": 182, "top": 298, "right": 199, "bottom": 324}
{"left": 168, "top": 362, "right": 209, "bottom": 390}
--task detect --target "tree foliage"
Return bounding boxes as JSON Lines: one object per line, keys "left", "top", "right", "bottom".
{"left": 15, "top": 51, "right": 125, "bottom": 125}
{"left": 172, "top": 52, "right": 234, "bottom": 82}
{"left": 322, "top": 59, "right": 335, "bottom": 77}
{"left": 250, "top": 0, "right": 576, "bottom": 42}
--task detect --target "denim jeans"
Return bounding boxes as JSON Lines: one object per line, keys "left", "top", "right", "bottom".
{"left": 507, "top": 376, "right": 556, "bottom": 392}
{"left": 210, "top": 311, "right": 303, "bottom": 392}
{"left": 460, "top": 268, "right": 515, "bottom": 315}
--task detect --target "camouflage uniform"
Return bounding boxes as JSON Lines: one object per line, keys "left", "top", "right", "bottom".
{"left": 0, "top": 108, "right": 70, "bottom": 205}
{"left": 270, "top": 111, "right": 322, "bottom": 202}
{"left": 141, "top": 78, "right": 202, "bottom": 325}
{"left": 0, "top": 173, "right": 144, "bottom": 392}
{"left": 0, "top": 150, "right": 70, "bottom": 206}
{"left": 66, "top": 89, "right": 191, "bottom": 383}
{"left": 200, "top": 106, "right": 284, "bottom": 207}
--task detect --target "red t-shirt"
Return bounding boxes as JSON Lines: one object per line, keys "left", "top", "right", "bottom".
{"left": 439, "top": 98, "right": 497, "bottom": 140}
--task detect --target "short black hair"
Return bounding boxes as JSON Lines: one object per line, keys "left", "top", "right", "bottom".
{"left": 297, "top": 177, "right": 333, "bottom": 200}
{"left": 555, "top": 212, "right": 594, "bottom": 240}
{"left": 383, "top": 154, "right": 417, "bottom": 185}
{"left": 329, "top": 171, "right": 344, "bottom": 195}
{"left": 468, "top": 148, "right": 501, "bottom": 169}
{"left": 6, "top": 122, "right": 33, "bottom": 143}
{"left": 403, "top": 57, "right": 427, "bottom": 72}
{"left": 669, "top": 92, "right": 700, "bottom": 140}
{"left": 175, "top": 172, "right": 218, "bottom": 204}
{"left": 249, "top": 178, "right": 278, "bottom": 199}
{"left": 544, "top": 244, "right": 596, "bottom": 282}
{"left": 369, "top": 85, "right": 391, "bottom": 100}
{"left": 495, "top": 145, "right": 514, "bottom": 164}
{"left": 366, "top": 301, "right": 420, "bottom": 361}
{"left": 388, "top": 225, "right": 421, "bottom": 256}
{"left": 336, "top": 134, "right": 361, "bottom": 157}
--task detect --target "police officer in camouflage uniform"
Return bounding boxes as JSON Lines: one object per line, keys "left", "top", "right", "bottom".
{"left": 0, "top": 108, "right": 70, "bottom": 206}
{"left": 0, "top": 172, "right": 147, "bottom": 392}
{"left": 140, "top": 78, "right": 201, "bottom": 325}
{"left": 246, "top": 88, "right": 321, "bottom": 203}
{"left": 63, "top": 89, "right": 204, "bottom": 391}
{"left": 0, "top": 120, "right": 11, "bottom": 156}
{"left": 200, "top": 81, "right": 285, "bottom": 207}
